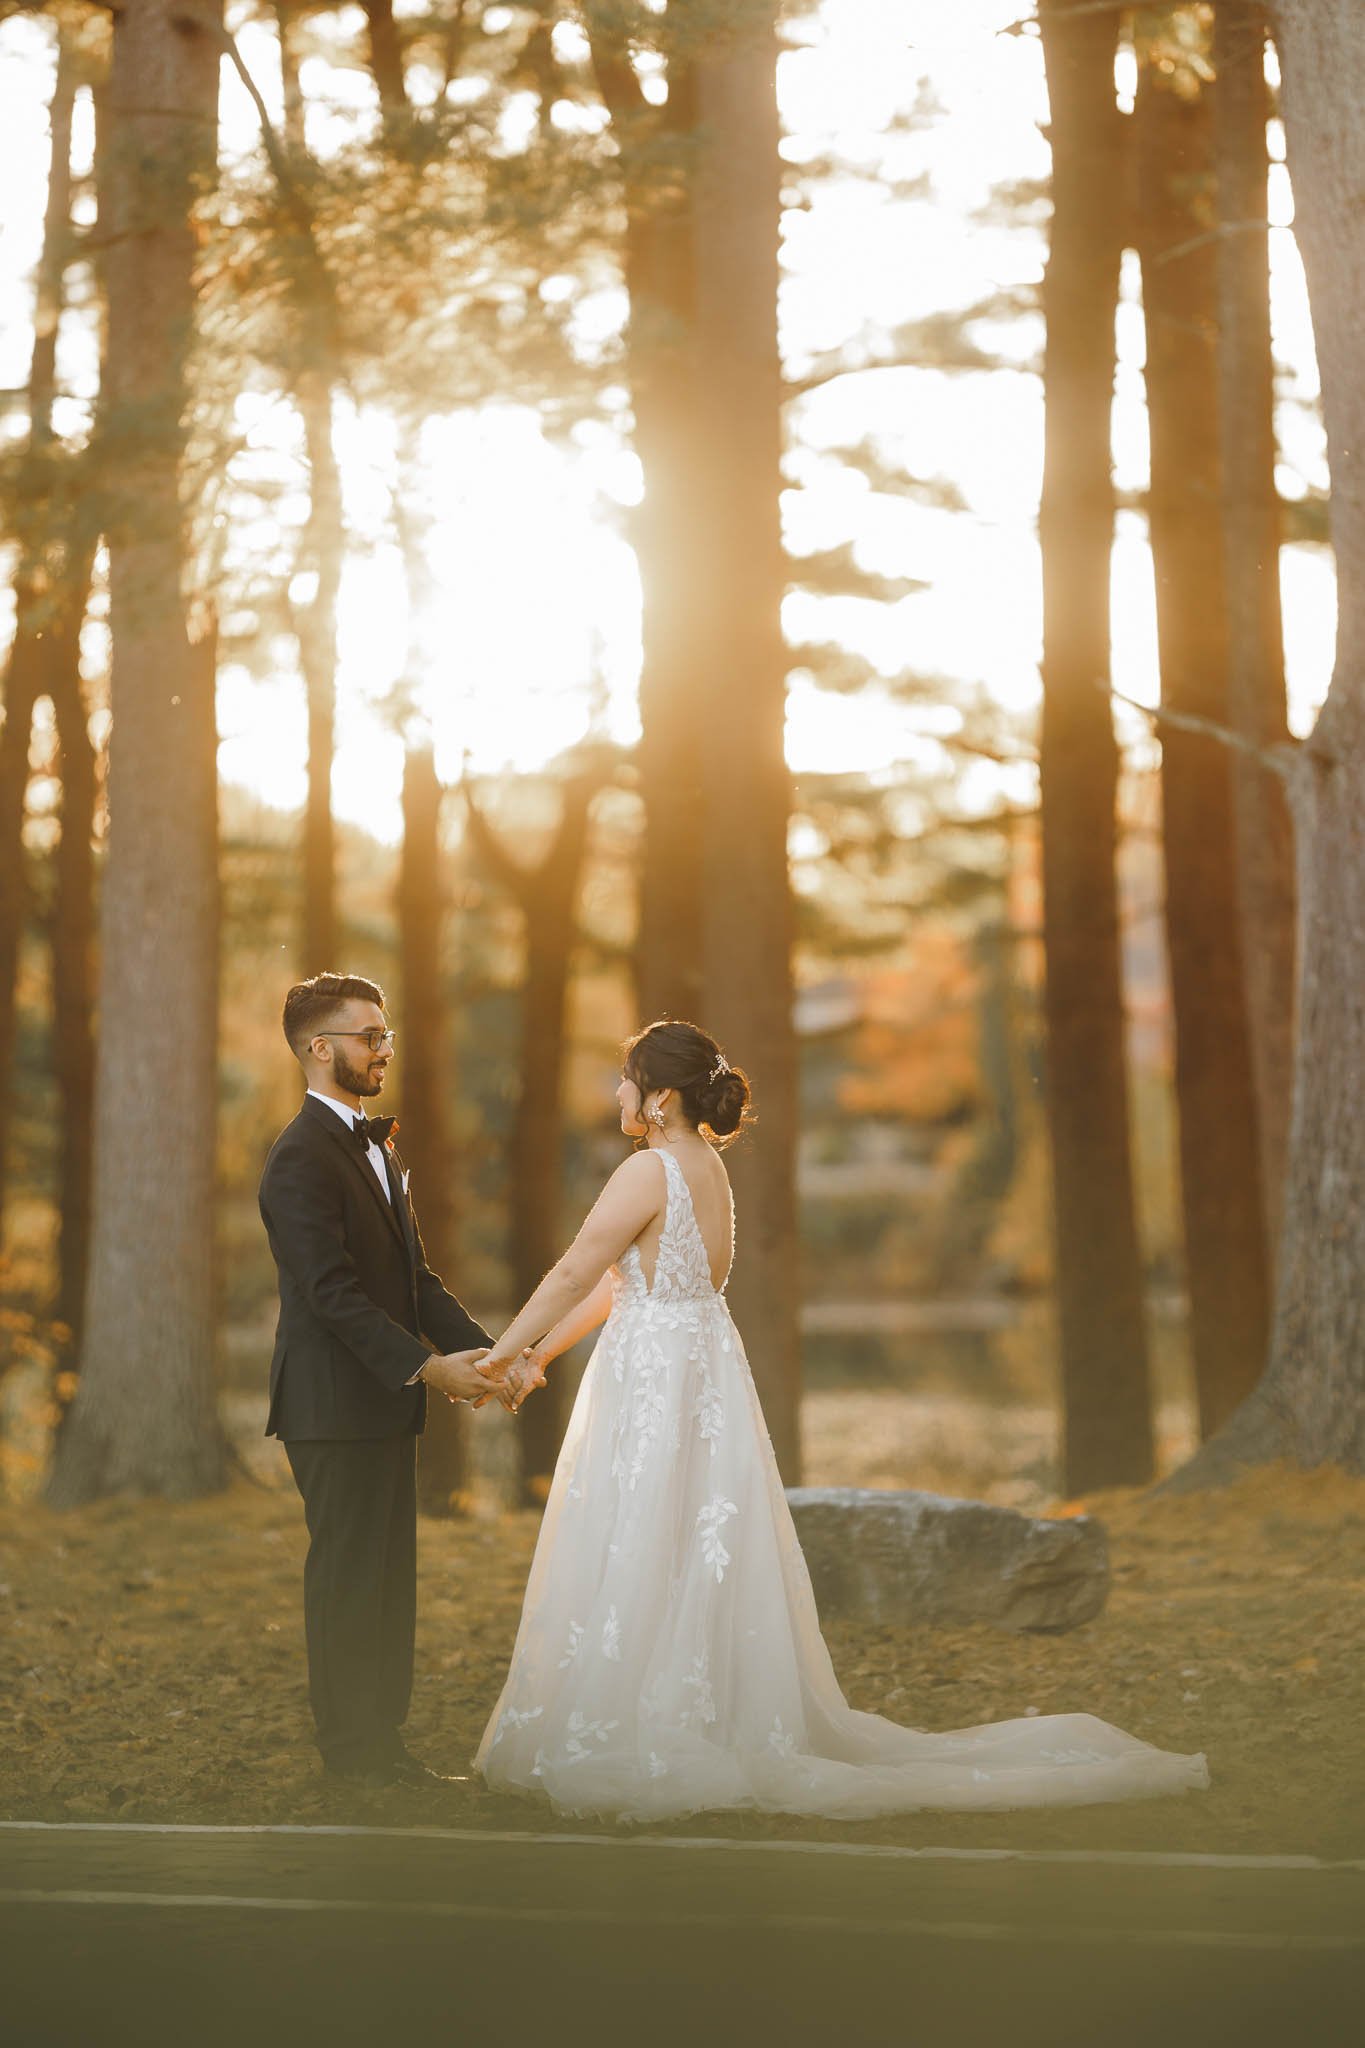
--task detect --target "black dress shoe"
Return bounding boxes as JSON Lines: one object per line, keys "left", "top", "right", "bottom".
{"left": 389, "top": 1751, "right": 468, "bottom": 1787}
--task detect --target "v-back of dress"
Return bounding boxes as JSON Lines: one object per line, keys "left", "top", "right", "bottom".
{"left": 474, "top": 1149, "right": 1208, "bottom": 1820}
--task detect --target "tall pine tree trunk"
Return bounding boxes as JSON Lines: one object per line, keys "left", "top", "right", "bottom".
{"left": 584, "top": 11, "right": 705, "bottom": 1018}
{"left": 510, "top": 866, "right": 583, "bottom": 1504}
{"left": 1037, "top": 0, "right": 1155, "bottom": 1492}
{"left": 585, "top": 0, "right": 800, "bottom": 1477}
{"left": 48, "top": 0, "right": 225, "bottom": 1505}
{"left": 0, "top": 27, "right": 78, "bottom": 1251}
{"left": 1213, "top": 0, "right": 1296, "bottom": 1264}
{"left": 398, "top": 741, "right": 470, "bottom": 1514}
{"left": 1168, "top": 0, "right": 1365, "bottom": 1482}
{"left": 297, "top": 369, "right": 341, "bottom": 973}
{"left": 362, "top": 0, "right": 407, "bottom": 115}
{"left": 1135, "top": 38, "right": 1270, "bottom": 1439}
{"left": 690, "top": 2, "right": 801, "bottom": 1483}
{"left": 466, "top": 773, "right": 599, "bottom": 1504}
{"left": 276, "top": 5, "right": 305, "bottom": 149}
{"left": 274, "top": 12, "right": 340, "bottom": 974}
{"left": 628, "top": 139, "right": 707, "bottom": 1022}
{"left": 0, "top": 651, "right": 40, "bottom": 1251}
{"left": 48, "top": 553, "right": 99, "bottom": 1350}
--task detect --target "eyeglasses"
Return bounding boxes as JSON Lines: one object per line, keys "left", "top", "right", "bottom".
{"left": 316, "top": 1028, "right": 396, "bottom": 1053}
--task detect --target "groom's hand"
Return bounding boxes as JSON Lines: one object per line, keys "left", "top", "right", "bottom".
{"left": 422, "top": 1348, "right": 504, "bottom": 1405}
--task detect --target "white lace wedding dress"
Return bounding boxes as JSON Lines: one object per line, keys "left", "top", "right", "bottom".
{"left": 475, "top": 1148, "right": 1209, "bottom": 1821}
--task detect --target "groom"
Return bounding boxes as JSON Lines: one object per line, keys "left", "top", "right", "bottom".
{"left": 259, "top": 972, "right": 504, "bottom": 1788}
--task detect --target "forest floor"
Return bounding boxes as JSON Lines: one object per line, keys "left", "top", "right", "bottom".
{"left": 1, "top": 1397, "right": 1363, "bottom": 1859}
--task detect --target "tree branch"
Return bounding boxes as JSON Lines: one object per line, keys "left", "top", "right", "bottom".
{"left": 362, "top": 0, "right": 409, "bottom": 114}
{"left": 996, "top": 2, "right": 1127, "bottom": 38}
{"left": 1107, "top": 682, "right": 1299, "bottom": 781}
{"left": 463, "top": 750, "right": 618, "bottom": 909}
{"left": 174, "top": 12, "right": 295, "bottom": 197}
{"left": 460, "top": 773, "right": 529, "bottom": 898}
{"left": 582, "top": 2, "right": 652, "bottom": 128}
{"left": 1149, "top": 218, "right": 1275, "bottom": 270}
{"left": 183, "top": 12, "right": 346, "bottom": 377}
{"left": 784, "top": 357, "right": 920, "bottom": 403}
{"left": 941, "top": 731, "right": 1038, "bottom": 769}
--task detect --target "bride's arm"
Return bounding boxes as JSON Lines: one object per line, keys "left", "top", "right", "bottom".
{"left": 482, "top": 1152, "right": 664, "bottom": 1375}
{"left": 527, "top": 1272, "right": 615, "bottom": 1369}
{"left": 470, "top": 1275, "right": 613, "bottom": 1409}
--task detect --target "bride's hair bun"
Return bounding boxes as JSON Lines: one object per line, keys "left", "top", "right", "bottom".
{"left": 622, "top": 1019, "right": 754, "bottom": 1147}
{"left": 696, "top": 1065, "right": 750, "bottom": 1139}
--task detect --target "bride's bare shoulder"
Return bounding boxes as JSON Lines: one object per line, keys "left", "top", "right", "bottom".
{"left": 579, "top": 1150, "right": 666, "bottom": 1235}
{"left": 610, "top": 1148, "right": 662, "bottom": 1180}
{"left": 601, "top": 1148, "right": 668, "bottom": 1202}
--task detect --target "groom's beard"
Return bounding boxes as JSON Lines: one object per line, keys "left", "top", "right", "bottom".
{"left": 334, "top": 1050, "right": 386, "bottom": 1098}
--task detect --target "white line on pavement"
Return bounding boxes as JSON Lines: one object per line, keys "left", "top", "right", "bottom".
{"left": 0, "top": 1887, "right": 1361, "bottom": 1952}
{"left": 1, "top": 1819, "right": 1362, "bottom": 1874}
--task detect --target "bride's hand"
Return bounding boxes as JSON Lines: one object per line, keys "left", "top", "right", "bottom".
{"left": 506, "top": 1347, "right": 548, "bottom": 1413}
{"left": 520, "top": 1349, "right": 549, "bottom": 1408}
{"left": 471, "top": 1346, "right": 541, "bottom": 1411}
{"left": 468, "top": 1354, "right": 517, "bottom": 1413}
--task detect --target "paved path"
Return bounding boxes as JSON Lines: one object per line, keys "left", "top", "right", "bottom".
{"left": 2, "top": 1822, "right": 1361, "bottom": 2046}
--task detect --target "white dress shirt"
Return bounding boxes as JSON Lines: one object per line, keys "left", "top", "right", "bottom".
{"left": 307, "top": 1089, "right": 391, "bottom": 1203}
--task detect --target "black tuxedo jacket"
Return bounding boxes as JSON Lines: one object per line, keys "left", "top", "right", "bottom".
{"left": 259, "top": 1094, "right": 490, "bottom": 1440}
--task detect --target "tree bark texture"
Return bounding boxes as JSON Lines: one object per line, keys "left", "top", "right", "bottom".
{"left": 1212, "top": 0, "right": 1297, "bottom": 1265}
{"left": 272, "top": 12, "right": 342, "bottom": 975}
{"left": 48, "top": 0, "right": 225, "bottom": 1505}
{"left": 48, "top": 553, "right": 99, "bottom": 1349}
{"left": 363, "top": 0, "right": 408, "bottom": 114}
{"left": 1135, "top": 41, "right": 1271, "bottom": 1439}
{"left": 398, "top": 742, "right": 470, "bottom": 1514}
{"left": 0, "top": 28, "right": 78, "bottom": 1251}
{"left": 584, "top": 9, "right": 706, "bottom": 1019}
{"left": 465, "top": 770, "right": 601, "bottom": 1504}
{"left": 1166, "top": 0, "right": 1365, "bottom": 1482}
{"left": 689, "top": 5, "right": 801, "bottom": 1484}
{"left": 275, "top": 7, "right": 305, "bottom": 151}
{"left": 0, "top": 651, "right": 41, "bottom": 1256}
{"left": 297, "top": 368, "right": 340, "bottom": 973}
{"left": 1036, "top": 0, "right": 1156, "bottom": 1492}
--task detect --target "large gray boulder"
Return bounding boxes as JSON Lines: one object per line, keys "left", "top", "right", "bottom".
{"left": 785, "top": 1486, "right": 1109, "bottom": 1634}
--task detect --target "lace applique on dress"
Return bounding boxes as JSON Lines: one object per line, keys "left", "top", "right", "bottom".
{"left": 696, "top": 1496, "right": 738, "bottom": 1583}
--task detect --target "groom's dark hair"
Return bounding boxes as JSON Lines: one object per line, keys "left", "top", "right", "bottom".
{"left": 283, "top": 973, "right": 387, "bottom": 1060}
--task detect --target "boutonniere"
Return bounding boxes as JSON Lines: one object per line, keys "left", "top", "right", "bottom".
{"left": 384, "top": 1119, "right": 400, "bottom": 1154}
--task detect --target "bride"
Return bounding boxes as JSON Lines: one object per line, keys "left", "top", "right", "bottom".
{"left": 473, "top": 1019, "right": 1208, "bottom": 1821}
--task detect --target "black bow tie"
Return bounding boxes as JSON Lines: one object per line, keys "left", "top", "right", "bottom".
{"left": 353, "top": 1114, "right": 397, "bottom": 1153}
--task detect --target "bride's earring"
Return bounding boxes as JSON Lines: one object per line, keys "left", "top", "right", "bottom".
{"left": 648, "top": 1099, "right": 666, "bottom": 1130}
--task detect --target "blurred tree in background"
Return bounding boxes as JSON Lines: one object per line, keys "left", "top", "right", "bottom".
{"left": 47, "top": 0, "right": 225, "bottom": 1504}
{"left": 1036, "top": 0, "right": 1155, "bottom": 1495}
{"left": 1169, "top": 0, "right": 1365, "bottom": 1485}
{"left": 1211, "top": 0, "right": 1294, "bottom": 1266}
{"left": 1134, "top": 5, "right": 1269, "bottom": 1441}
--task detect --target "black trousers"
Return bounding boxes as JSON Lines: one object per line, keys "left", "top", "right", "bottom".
{"left": 284, "top": 1436, "right": 418, "bottom": 1773}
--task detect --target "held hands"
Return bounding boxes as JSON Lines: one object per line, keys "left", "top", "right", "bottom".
{"left": 422, "top": 1347, "right": 515, "bottom": 1412}
{"left": 502, "top": 1347, "right": 548, "bottom": 1414}
{"left": 471, "top": 1345, "right": 548, "bottom": 1414}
